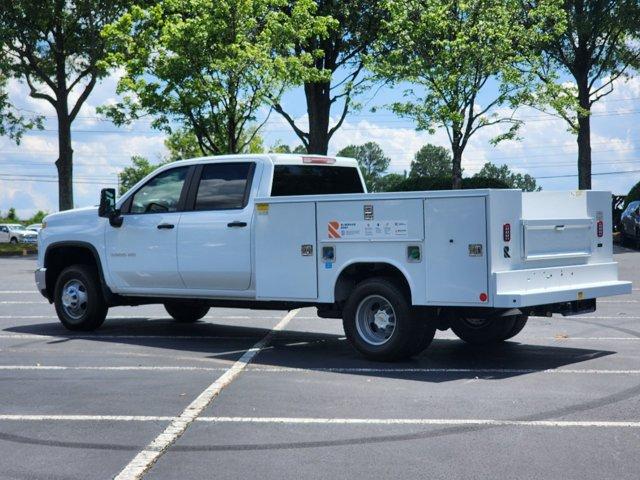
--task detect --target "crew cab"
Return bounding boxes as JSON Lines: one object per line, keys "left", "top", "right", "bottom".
{"left": 35, "top": 154, "right": 631, "bottom": 360}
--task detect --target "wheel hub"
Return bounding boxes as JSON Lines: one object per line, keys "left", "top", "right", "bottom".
{"left": 61, "top": 280, "right": 88, "bottom": 320}
{"left": 355, "top": 295, "right": 397, "bottom": 346}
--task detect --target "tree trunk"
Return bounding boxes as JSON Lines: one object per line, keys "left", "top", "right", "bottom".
{"left": 451, "top": 137, "right": 463, "bottom": 189}
{"left": 576, "top": 78, "right": 591, "bottom": 190}
{"left": 305, "top": 81, "right": 332, "bottom": 155}
{"left": 55, "top": 105, "right": 74, "bottom": 211}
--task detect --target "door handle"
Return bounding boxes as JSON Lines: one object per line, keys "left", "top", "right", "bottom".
{"left": 157, "top": 223, "right": 175, "bottom": 230}
{"left": 227, "top": 221, "right": 247, "bottom": 228}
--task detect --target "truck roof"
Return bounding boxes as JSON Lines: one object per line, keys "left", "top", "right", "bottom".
{"left": 159, "top": 153, "right": 359, "bottom": 169}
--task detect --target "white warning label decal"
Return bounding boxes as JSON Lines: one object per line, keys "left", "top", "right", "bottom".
{"left": 328, "top": 221, "right": 408, "bottom": 239}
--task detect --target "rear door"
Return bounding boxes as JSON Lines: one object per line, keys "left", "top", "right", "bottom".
{"left": 425, "top": 197, "right": 488, "bottom": 304}
{"left": 177, "top": 161, "right": 257, "bottom": 291}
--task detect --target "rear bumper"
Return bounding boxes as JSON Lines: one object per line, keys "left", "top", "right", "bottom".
{"left": 493, "top": 262, "right": 632, "bottom": 308}
{"left": 494, "top": 280, "right": 631, "bottom": 308}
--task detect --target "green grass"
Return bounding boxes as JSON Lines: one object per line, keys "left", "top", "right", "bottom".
{"left": 0, "top": 243, "right": 38, "bottom": 256}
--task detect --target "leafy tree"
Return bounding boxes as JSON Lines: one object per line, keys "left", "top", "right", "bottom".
{"left": 0, "top": 72, "right": 43, "bottom": 143}
{"left": 118, "top": 156, "right": 156, "bottom": 194}
{"left": 475, "top": 162, "right": 540, "bottom": 192}
{"left": 337, "top": 142, "right": 390, "bottom": 191}
{"left": 27, "top": 210, "right": 48, "bottom": 224}
{"left": 392, "top": 176, "right": 510, "bottom": 192}
{"left": 377, "top": 172, "right": 406, "bottom": 192}
{"left": 164, "top": 129, "right": 206, "bottom": 162}
{"left": 0, "top": 0, "right": 133, "bottom": 210}
{"left": 533, "top": 0, "right": 640, "bottom": 189}
{"left": 101, "top": 0, "right": 331, "bottom": 155}
{"left": 409, "top": 144, "right": 452, "bottom": 178}
{"left": 272, "top": 0, "right": 384, "bottom": 154}
{"left": 371, "top": 0, "right": 564, "bottom": 189}
{"left": 7, "top": 207, "right": 17, "bottom": 221}
{"left": 270, "top": 142, "right": 306, "bottom": 154}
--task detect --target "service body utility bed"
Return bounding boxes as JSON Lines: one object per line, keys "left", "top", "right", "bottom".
{"left": 254, "top": 189, "right": 630, "bottom": 310}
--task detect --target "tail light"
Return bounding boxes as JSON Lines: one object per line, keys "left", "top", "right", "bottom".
{"left": 503, "top": 223, "right": 511, "bottom": 242}
{"left": 597, "top": 220, "right": 604, "bottom": 238}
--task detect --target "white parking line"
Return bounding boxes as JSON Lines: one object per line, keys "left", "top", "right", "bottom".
{"left": 0, "top": 415, "right": 173, "bottom": 421}
{"left": 197, "top": 416, "right": 640, "bottom": 428}
{"left": 1, "top": 414, "right": 639, "bottom": 429}
{"left": 0, "top": 365, "right": 227, "bottom": 372}
{"left": 114, "top": 309, "right": 299, "bottom": 480}
{"left": 2, "top": 365, "right": 640, "bottom": 375}
{"left": 0, "top": 334, "right": 259, "bottom": 340}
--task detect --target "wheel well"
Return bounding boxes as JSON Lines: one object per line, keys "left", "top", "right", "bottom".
{"left": 334, "top": 262, "right": 411, "bottom": 304}
{"left": 44, "top": 245, "right": 100, "bottom": 301}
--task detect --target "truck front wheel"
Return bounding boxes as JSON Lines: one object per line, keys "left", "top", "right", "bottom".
{"left": 343, "top": 277, "right": 435, "bottom": 361}
{"left": 164, "top": 302, "right": 209, "bottom": 323}
{"left": 54, "top": 265, "right": 108, "bottom": 331}
{"left": 451, "top": 316, "right": 516, "bottom": 345}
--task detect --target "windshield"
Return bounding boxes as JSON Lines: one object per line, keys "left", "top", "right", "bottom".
{"left": 7, "top": 225, "right": 25, "bottom": 232}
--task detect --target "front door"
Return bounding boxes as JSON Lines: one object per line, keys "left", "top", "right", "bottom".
{"left": 177, "top": 162, "right": 256, "bottom": 291}
{"left": 105, "top": 166, "right": 190, "bottom": 291}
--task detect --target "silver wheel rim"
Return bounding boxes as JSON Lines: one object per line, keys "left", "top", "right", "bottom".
{"left": 355, "top": 295, "right": 397, "bottom": 346}
{"left": 61, "top": 279, "right": 88, "bottom": 321}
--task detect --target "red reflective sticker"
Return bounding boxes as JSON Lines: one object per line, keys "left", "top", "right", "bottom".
{"left": 479, "top": 293, "right": 488, "bottom": 302}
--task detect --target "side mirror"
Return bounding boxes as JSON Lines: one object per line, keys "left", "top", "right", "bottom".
{"left": 98, "top": 188, "right": 123, "bottom": 227}
{"left": 98, "top": 188, "right": 117, "bottom": 218}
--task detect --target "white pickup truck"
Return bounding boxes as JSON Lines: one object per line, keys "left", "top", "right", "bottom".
{"left": 36, "top": 154, "right": 631, "bottom": 360}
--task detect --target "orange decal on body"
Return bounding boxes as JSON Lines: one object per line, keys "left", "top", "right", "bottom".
{"left": 328, "top": 221, "right": 341, "bottom": 239}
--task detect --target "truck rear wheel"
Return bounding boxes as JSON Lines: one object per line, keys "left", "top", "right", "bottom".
{"left": 164, "top": 302, "right": 209, "bottom": 323}
{"left": 500, "top": 315, "right": 528, "bottom": 341}
{"left": 342, "top": 277, "right": 434, "bottom": 361}
{"left": 451, "top": 316, "right": 516, "bottom": 345}
{"left": 54, "top": 265, "right": 107, "bottom": 331}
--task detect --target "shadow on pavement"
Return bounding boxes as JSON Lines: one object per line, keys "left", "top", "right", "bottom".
{"left": 6, "top": 317, "right": 616, "bottom": 383}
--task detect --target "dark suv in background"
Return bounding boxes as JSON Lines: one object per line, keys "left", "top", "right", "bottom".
{"left": 620, "top": 200, "right": 640, "bottom": 248}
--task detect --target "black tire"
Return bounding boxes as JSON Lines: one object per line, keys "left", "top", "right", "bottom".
{"left": 9, "top": 237, "right": 18, "bottom": 244}
{"left": 54, "top": 265, "right": 107, "bottom": 331}
{"left": 164, "top": 302, "right": 209, "bottom": 323}
{"left": 342, "top": 277, "right": 432, "bottom": 361}
{"left": 500, "top": 315, "right": 528, "bottom": 341}
{"left": 451, "top": 316, "right": 516, "bottom": 345}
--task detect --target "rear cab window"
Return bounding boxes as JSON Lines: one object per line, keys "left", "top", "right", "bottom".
{"left": 271, "top": 165, "right": 364, "bottom": 196}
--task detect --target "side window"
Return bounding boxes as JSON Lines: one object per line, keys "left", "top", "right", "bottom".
{"left": 130, "top": 167, "right": 189, "bottom": 214}
{"left": 0, "top": 226, "right": 7, "bottom": 232}
{"left": 194, "top": 163, "right": 253, "bottom": 211}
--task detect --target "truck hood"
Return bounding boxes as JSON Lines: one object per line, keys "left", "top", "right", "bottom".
{"left": 44, "top": 206, "right": 98, "bottom": 226}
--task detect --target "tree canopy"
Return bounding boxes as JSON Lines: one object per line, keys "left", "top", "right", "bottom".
{"left": 409, "top": 144, "right": 452, "bottom": 178}
{"left": 272, "top": 0, "right": 384, "bottom": 154}
{"left": 371, "top": 0, "right": 565, "bottom": 189}
{"left": 532, "top": 0, "right": 640, "bottom": 189}
{"left": 100, "top": 0, "right": 332, "bottom": 156}
{"left": 475, "top": 162, "right": 540, "bottom": 191}
{"left": 337, "top": 142, "right": 390, "bottom": 191}
{"left": 0, "top": 0, "right": 133, "bottom": 210}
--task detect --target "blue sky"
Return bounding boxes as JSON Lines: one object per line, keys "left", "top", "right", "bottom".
{"left": 1, "top": 69, "right": 639, "bottom": 218}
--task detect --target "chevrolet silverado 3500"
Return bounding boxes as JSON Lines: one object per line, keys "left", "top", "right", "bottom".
{"left": 35, "top": 154, "right": 631, "bottom": 360}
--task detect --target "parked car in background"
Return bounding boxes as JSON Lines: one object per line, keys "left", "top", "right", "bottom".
{"left": 620, "top": 200, "right": 640, "bottom": 248}
{"left": 0, "top": 224, "right": 38, "bottom": 244}
{"left": 26, "top": 223, "right": 43, "bottom": 233}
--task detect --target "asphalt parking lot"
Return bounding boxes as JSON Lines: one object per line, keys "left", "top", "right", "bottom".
{"left": 1, "top": 248, "right": 639, "bottom": 480}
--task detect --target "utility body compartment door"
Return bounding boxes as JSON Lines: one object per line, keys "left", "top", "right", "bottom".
{"left": 425, "top": 197, "right": 488, "bottom": 305}
{"left": 255, "top": 202, "right": 318, "bottom": 300}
